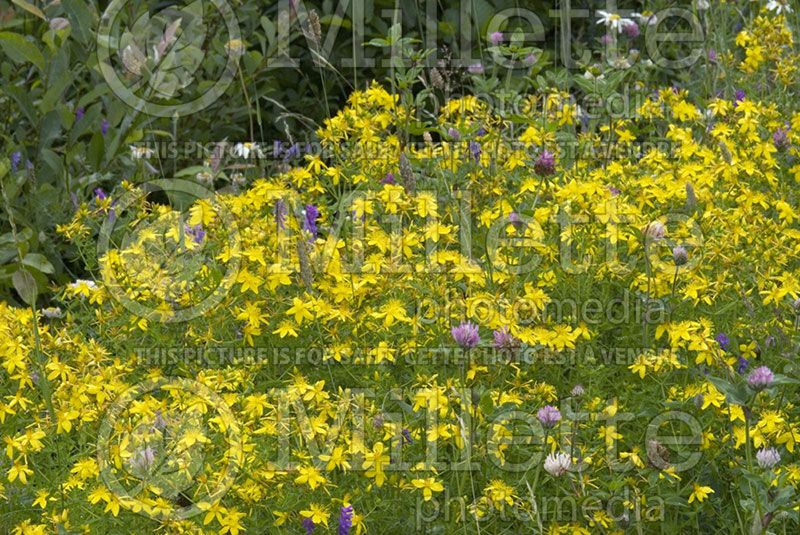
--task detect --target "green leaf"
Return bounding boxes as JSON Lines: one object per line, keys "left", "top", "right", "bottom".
{"left": 0, "top": 32, "right": 46, "bottom": 70}
{"left": 22, "top": 253, "right": 55, "bottom": 274}
{"left": 11, "top": 0, "right": 46, "bottom": 20}
{"left": 62, "top": 0, "right": 95, "bottom": 44}
{"left": 12, "top": 269, "right": 38, "bottom": 305}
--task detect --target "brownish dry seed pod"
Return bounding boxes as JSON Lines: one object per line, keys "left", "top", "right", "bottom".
{"left": 306, "top": 10, "right": 322, "bottom": 48}
{"left": 430, "top": 67, "right": 445, "bottom": 89}
{"left": 399, "top": 152, "right": 416, "bottom": 195}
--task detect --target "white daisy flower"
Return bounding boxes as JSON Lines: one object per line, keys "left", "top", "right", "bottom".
{"left": 766, "top": 0, "right": 793, "bottom": 15}
{"left": 232, "top": 142, "right": 261, "bottom": 159}
{"left": 597, "top": 10, "right": 636, "bottom": 34}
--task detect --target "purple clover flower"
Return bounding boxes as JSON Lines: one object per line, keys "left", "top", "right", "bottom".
{"left": 489, "top": 31, "right": 503, "bottom": 46}
{"left": 451, "top": 321, "right": 480, "bottom": 349}
{"left": 534, "top": 149, "right": 556, "bottom": 176}
{"left": 492, "top": 327, "right": 519, "bottom": 351}
{"left": 747, "top": 366, "right": 774, "bottom": 391}
{"left": 756, "top": 447, "right": 780, "bottom": 469}
{"left": 622, "top": 21, "right": 640, "bottom": 38}
{"left": 537, "top": 405, "right": 561, "bottom": 428}
{"left": 468, "top": 63, "right": 484, "bottom": 75}
{"left": 338, "top": 505, "right": 354, "bottom": 535}
{"left": 773, "top": 128, "right": 790, "bottom": 150}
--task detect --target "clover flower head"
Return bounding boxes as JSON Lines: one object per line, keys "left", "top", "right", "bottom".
{"left": 544, "top": 452, "right": 571, "bottom": 477}
{"left": 756, "top": 447, "right": 780, "bottom": 469}
{"left": 452, "top": 321, "right": 480, "bottom": 349}
{"left": 537, "top": 405, "right": 561, "bottom": 428}
{"left": 534, "top": 149, "right": 556, "bottom": 176}
{"left": 747, "top": 366, "right": 774, "bottom": 390}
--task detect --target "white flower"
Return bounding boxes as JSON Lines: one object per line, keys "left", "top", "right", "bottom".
{"left": 756, "top": 447, "right": 781, "bottom": 469}
{"left": 631, "top": 12, "right": 658, "bottom": 26}
{"left": 232, "top": 142, "right": 261, "bottom": 159}
{"left": 544, "top": 452, "right": 571, "bottom": 477}
{"left": 130, "top": 145, "right": 155, "bottom": 159}
{"left": 766, "top": 0, "right": 792, "bottom": 15}
{"left": 41, "top": 307, "right": 63, "bottom": 319}
{"left": 597, "top": 11, "right": 635, "bottom": 34}
{"left": 695, "top": 0, "right": 710, "bottom": 11}
{"left": 68, "top": 279, "right": 98, "bottom": 296}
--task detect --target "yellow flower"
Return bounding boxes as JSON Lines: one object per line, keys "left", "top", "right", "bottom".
{"left": 300, "top": 503, "right": 330, "bottom": 526}
{"left": 688, "top": 483, "right": 714, "bottom": 503}
{"left": 295, "top": 465, "right": 326, "bottom": 490}
{"left": 411, "top": 477, "right": 444, "bottom": 501}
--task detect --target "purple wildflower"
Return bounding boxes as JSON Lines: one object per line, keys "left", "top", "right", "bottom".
{"left": 537, "top": 405, "right": 561, "bottom": 428}
{"left": 131, "top": 446, "right": 156, "bottom": 471}
{"left": 489, "top": 31, "right": 503, "bottom": 46}
{"left": 101, "top": 118, "right": 109, "bottom": 136}
{"left": 185, "top": 224, "right": 205, "bottom": 244}
{"left": 10, "top": 151, "right": 22, "bottom": 173}
{"left": 708, "top": 48, "right": 717, "bottom": 62}
{"left": 302, "top": 517, "right": 315, "bottom": 534}
{"left": 381, "top": 172, "right": 395, "bottom": 185}
{"left": 756, "top": 447, "right": 780, "bottom": 469}
{"left": 469, "top": 140, "right": 482, "bottom": 162}
{"left": 447, "top": 127, "right": 461, "bottom": 140}
{"left": 747, "top": 366, "right": 774, "bottom": 391}
{"left": 734, "top": 89, "right": 746, "bottom": 107}
{"left": 508, "top": 211, "right": 526, "bottom": 230}
{"left": 451, "top": 321, "right": 480, "bottom": 349}
{"left": 672, "top": 245, "right": 688, "bottom": 266}
{"left": 622, "top": 21, "right": 640, "bottom": 38}
{"left": 338, "top": 505, "right": 354, "bottom": 535}
{"left": 402, "top": 428, "right": 413, "bottom": 445}
{"left": 773, "top": 128, "right": 790, "bottom": 150}
{"left": 468, "top": 63, "right": 484, "bottom": 75}
{"left": 736, "top": 357, "right": 749, "bottom": 375}
{"left": 608, "top": 185, "right": 621, "bottom": 196}
{"left": 94, "top": 188, "right": 107, "bottom": 201}
{"left": 492, "top": 327, "right": 519, "bottom": 351}
{"left": 304, "top": 204, "right": 319, "bottom": 237}
{"left": 534, "top": 149, "right": 556, "bottom": 176}
{"left": 274, "top": 199, "right": 287, "bottom": 230}
{"left": 715, "top": 333, "right": 730, "bottom": 350}
{"left": 75, "top": 107, "right": 85, "bottom": 121}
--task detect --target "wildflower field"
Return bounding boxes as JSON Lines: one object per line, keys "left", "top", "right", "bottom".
{"left": 2, "top": 0, "right": 800, "bottom": 533}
